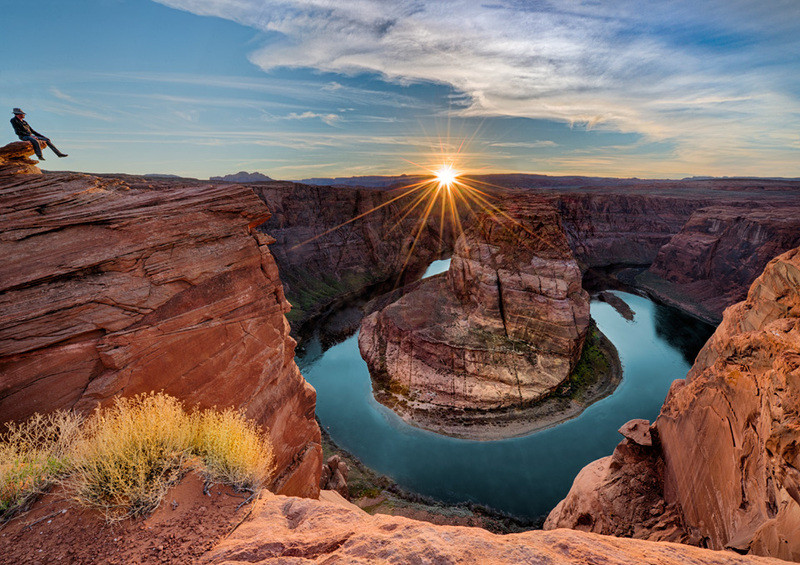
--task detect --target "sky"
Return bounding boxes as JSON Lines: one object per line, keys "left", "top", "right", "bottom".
{"left": 3, "top": 0, "right": 800, "bottom": 180}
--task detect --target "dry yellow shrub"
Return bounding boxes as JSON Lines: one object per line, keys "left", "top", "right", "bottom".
{"left": 193, "top": 407, "right": 275, "bottom": 491}
{"left": 0, "top": 411, "right": 83, "bottom": 521}
{"left": 66, "top": 393, "right": 195, "bottom": 519}
{"left": 65, "top": 392, "right": 275, "bottom": 520}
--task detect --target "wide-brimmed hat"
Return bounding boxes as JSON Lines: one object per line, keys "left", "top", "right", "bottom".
{"left": 12, "top": 108, "right": 25, "bottom": 115}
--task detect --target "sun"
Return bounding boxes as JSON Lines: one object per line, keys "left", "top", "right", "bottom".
{"left": 434, "top": 164, "right": 459, "bottom": 189}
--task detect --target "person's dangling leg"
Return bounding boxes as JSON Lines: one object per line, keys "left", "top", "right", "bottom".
{"left": 20, "top": 135, "right": 45, "bottom": 160}
{"left": 39, "top": 136, "right": 68, "bottom": 158}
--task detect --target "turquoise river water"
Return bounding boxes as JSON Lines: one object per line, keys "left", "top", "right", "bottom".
{"left": 297, "top": 262, "right": 714, "bottom": 519}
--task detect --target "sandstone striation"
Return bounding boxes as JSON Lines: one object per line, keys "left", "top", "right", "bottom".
{"left": 0, "top": 172, "right": 321, "bottom": 497}
{"left": 358, "top": 200, "right": 590, "bottom": 431}
{"left": 556, "top": 192, "right": 708, "bottom": 268}
{"left": 253, "top": 182, "right": 459, "bottom": 336}
{"left": 203, "top": 490, "right": 786, "bottom": 565}
{"left": 0, "top": 140, "right": 45, "bottom": 178}
{"left": 546, "top": 247, "right": 800, "bottom": 561}
{"left": 641, "top": 206, "right": 800, "bottom": 322}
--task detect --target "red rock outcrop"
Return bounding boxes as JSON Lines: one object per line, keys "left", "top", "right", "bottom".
{"left": 0, "top": 172, "right": 321, "bottom": 497}
{"left": 546, "top": 247, "right": 800, "bottom": 561}
{"left": 358, "top": 200, "right": 589, "bottom": 429}
{"left": 642, "top": 206, "right": 800, "bottom": 322}
{"left": 202, "top": 490, "right": 786, "bottom": 565}
{"left": 0, "top": 140, "right": 45, "bottom": 177}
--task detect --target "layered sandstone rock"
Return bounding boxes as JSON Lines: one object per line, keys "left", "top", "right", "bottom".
{"left": 203, "top": 490, "right": 786, "bottom": 565}
{"left": 358, "top": 200, "right": 589, "bottom": 426}
{"left": 253, "top": 182, "right": 460, "bottom": 335}
{"left": 0, "top": 172, "right": 321, "bottom": 497}
{"left": 642, "top": 206, "right": 800, "bottom": 322}
{"left": 556, "top": 192, "right": 709, "bottom": 268}
{"left": 0, "top": 140, "right": 45, "bottom": 177}
{"left": 250, "top": 175, "right": 800, "bottom": 340}
{"left": 546, "top": 248, "right": 800, "bottom": 561}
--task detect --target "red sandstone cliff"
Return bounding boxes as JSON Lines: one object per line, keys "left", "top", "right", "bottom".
{"left": 546, "top": 247, "right": 800, "bottom": 561}
{"left": 0, "top": 172, "right": 321, "bottom": 497}
{"left": 358, "top": 200, "right": 589, "bottom": 430}
{"left": 641, "top": 206, "right": 800, "bottom": 322}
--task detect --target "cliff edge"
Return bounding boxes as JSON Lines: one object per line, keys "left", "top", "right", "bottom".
{"left": 0, "top": 172, "right": 321, "bottom": 497}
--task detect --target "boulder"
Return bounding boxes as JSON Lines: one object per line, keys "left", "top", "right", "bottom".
{"left": 0, "top": 140, "right": 45, "bottom": 177}
{"left": 619, "top": 419, "right": 653, "bottom": 447}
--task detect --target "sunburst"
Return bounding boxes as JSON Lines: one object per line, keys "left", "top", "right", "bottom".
{"left": 290, "top": 130, "right": 552, "bottom": 288}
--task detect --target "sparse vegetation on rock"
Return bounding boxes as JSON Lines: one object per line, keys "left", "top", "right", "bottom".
{"left": 0, "top": 392, "right": 275, "bottom": 523}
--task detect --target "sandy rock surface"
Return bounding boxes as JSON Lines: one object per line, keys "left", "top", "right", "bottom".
{"left": 204, "top": 491, "right": 786, "bottom": 565}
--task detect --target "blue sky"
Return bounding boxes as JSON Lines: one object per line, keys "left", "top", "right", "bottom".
{"left": 3, "top": 0, "right": 799, "bottom": 179}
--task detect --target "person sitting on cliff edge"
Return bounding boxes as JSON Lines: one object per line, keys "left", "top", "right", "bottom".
{"left": 10, "top": 108, "right": 68, "bottom": 161}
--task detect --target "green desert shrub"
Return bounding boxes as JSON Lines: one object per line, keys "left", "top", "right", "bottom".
{"left": 0, "top": 411, "right": 83, "bottom": 521}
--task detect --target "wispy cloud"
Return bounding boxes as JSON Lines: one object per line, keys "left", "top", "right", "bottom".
{"left": 152, "top": 0, "right": 800, "bottom": 174}
{"left": 285, "top": 111, "right": 341, "bottom": 126}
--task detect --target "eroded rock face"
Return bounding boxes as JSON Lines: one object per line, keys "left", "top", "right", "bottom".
{"left": 0, "top": 173, "right": 321, "bottom": 497}
{"left": 642, "top": 206, "right": 800, "bottom": 322}
{"left": 358, "top": 200, "right": 589, "bottom": 421}
{"left": 556, "top": 192, "right": 710, "bottom": 268}
{"left": 0, "top": 140, "right": 45, "bottom": 177}
{"left": 203, "top": 491, "right": 787, "bottom": 565}
{"left": 546, "top": 248, "right": 800, "bottom": 561}
{"left": 253, "top": 182, "right": 460, "bottom": 335}
{"left": 656, "top": 247, "right": 800, "bottom": 558}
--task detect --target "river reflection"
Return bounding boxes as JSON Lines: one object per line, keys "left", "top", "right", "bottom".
{"left": 297, "top": 291, "right": 714, "bottom": 519}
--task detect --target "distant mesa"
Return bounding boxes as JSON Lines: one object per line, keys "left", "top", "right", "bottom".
{"left": 211, "top": 171, "right": 274, "bottom": 182}
{"left": 143, "top": 173, "right": 184, "bottom": 179}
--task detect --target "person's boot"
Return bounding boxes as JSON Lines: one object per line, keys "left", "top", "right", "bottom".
{"left": 56, "top": 152, "right": 68, "bottom": 158}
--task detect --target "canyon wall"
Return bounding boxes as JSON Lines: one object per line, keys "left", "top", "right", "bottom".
{"left": 641, "top": 206, "right": 800, "bottom": 322}
{"left": 0, "top": 172, "right": 321, "bottom": 497}
{"left": 358, "top": 200, "right": 589, "bottom": 426}
{"left": 546, "top": 247, "right": 800, "bottom": 561}
{"left": 252, "top": 182, "right": 460, "bottom": 334}
{"left": 251, "top": 176, "right": 800, "bottom": 333}
{"left": 554, "top": 192, "right": 708, "bottom": 268}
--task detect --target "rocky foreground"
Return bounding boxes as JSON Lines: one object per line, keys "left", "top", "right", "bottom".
{"left": 546, "top": 247, "right": 800, "bottom": 561}
{"left": 358, "top": 199, "right": 591, "bottom": 433}
{"left": 202, "top": 490, "right": 787, "bottom": 565}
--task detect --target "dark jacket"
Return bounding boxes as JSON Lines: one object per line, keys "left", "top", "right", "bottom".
{"left": 11, "top": 116, "right": 42, "bottom": 139}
